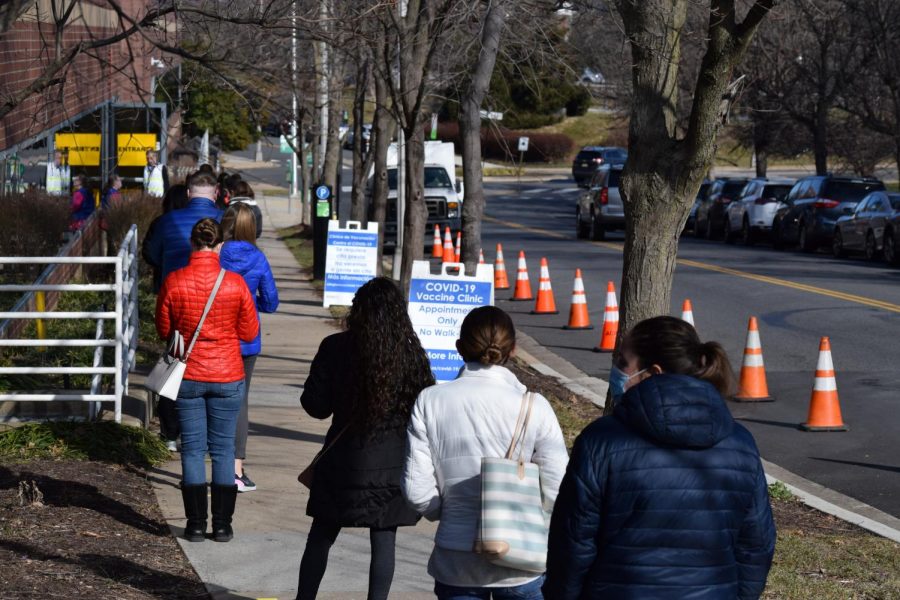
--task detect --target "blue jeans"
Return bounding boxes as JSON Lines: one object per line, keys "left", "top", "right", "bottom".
{"left": 177, "top": 379, "right": 244, "bottom": 486}
{"left": 435, "top": 575, "right": 545, "bottom": 600}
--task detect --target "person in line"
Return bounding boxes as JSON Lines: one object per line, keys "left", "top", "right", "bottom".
{"left": 101, "top": 173, "right": 123, "bottom": 210}
{"left": 144, "top": 150, "right": 169, "bottom": 198}
{"left": 144, "top": 170, "right": 223, "bottom": 284}
{"left": 297, "top": 277, "right": 433, "bottom": 600}
{"left": 228, "top": 180, "right": 263, "bottom": 239}
{"left": 219, "top": 203, "right": 279, "bottom": 492}
{"left": 46, "top": 149, "right": 70, "bottom": 196}
{"left": 403, "top": 306, "right": 569, "bottom": 600}
{"left": 68, "top": 174, "right": 94, "bottom": 231}
{"left": 156, "top": 218, "right": 258, "bottom": 543}
{"left": 544, "top": 316, "right": 776, "bottom": 600}
{"left": 216, "top": 172, "right": 231, "bottom": 210}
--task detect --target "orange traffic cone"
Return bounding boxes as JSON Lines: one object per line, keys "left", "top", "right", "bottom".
{"left": 454, "top": 231, "right": 462, "bottom": 262}
{"left": 478, "top": 249, "right": 485, "bottom": 264}
{"left": 681, "top": 299, "right": 695, "bottom": 326}
{"left": 442, "top": 227, "right": 455, "bottom": 263}
{"left": 510, "top": 251, "right": 532, "bottom": 301}
{"left": 432, "top": 225, "right": 442, "bottom": 258}
{"left": 800, "top": 337, "right": 847, "bottom": 431}
{"left": 563, "top": 269, "right": 592, "bottom": 330}
{"left": 531, "top": 258, "right": 559, "bottom": 314}
{"left": 732, "top": 317, "right": 773, "bottom": 402}
{"left": 592, "top": 281, "right": 618, "bottom": 353}
{"left": 494, "top": 244, "right": 510, "bottom": 290}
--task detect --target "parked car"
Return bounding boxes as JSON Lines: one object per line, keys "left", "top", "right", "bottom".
{"left": 832, "top": 191, "right": 900, "bottom": 260}
{"left": 724, "top": 178, "right": 794, "bottom": 245}
{"left": 572, "top": 146, "right": 627, "bottom": 187}
{"left": 684, "top": 180, "right": 712, "bottom": 235}
{"left": 343, "top": 124, "right": 372, "bottom": 150}
{"left": 576, "top": 164, "right": 624, "bottom": 240}
{"left": 694, "top": 178, "right": 750, "bottom": 240}
{"left": 773, "top": 175, "right": 885, "bottom": 252}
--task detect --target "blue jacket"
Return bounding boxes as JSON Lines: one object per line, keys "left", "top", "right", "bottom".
{"left": 144, "top": 198, "right": 222, "bottom": 282}
{"left": 219, "top": 240, "right": 279, "bottom": 355}
{"left": 545, "top": 374, "right": 776, "bottom": 600}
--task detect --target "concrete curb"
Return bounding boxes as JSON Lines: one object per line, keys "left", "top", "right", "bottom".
{"left": 513, "top": 330, "right": 900, "bottom": 545}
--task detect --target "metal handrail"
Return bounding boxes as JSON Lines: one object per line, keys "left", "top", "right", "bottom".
{"left": 0, "top": 225, "right": 139, "bottom": 423}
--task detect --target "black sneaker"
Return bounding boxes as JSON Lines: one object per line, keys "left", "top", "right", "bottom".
{"left": 236, "top": 471, "right": 257, "bottom": 492}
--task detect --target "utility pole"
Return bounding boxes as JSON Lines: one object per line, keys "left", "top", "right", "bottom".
{"left": 289, "top": 0, "right": 299, "bottom": 208}
{"left": 392, "top": 0, "right": 407, "bottom": 280}
{"left": 317, "top": 0, "right": 329, "bottom": 183}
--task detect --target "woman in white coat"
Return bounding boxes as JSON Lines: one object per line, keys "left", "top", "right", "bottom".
{"left": 403, "top": 306, "right": 569, "bottom": 600}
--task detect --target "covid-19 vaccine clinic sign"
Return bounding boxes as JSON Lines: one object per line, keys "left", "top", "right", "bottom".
{"left": 408, "top": 261, "right": 494, "bottom": 382}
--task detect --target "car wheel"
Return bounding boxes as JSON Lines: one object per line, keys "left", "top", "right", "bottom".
{"left": 589, "top": 211, "right": 605, "bottom": 241}
{"left": 799, "top": 222, "right": 816, "bottom": 253}
{"left": 885, "top": 230, "right": 900, "bottom": 266}
{"left": 704, "top": 217, "right": 715, "bottom": 240}
{"left": 832, "top": 229, "right": 846, "bottom": 258}
{"left": 741, "top": 217, "right": 754, "bottom": 246}
{"left": 865, "top": 231, "right": 879, "bottom": 261}
{"left": 576, "top": 209, "right": 589, "bottom": 239}
{"left": 772, "top": 218, "right": 785, "bottom": 250}
{"left": 724, "top": 218, "right": 735, "bottom": 244}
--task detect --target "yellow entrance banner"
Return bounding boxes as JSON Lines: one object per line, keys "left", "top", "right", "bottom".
{"left": 117, "top": 133, "right": 158, "bottom": 167}
{"left": 55, "top": 133, "right": 101, "bottom": 166}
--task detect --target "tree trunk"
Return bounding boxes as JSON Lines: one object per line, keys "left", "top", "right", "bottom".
{"left": 755, "top": 146, "right": 768, "bottom": 178}
{"left": 400, "top": 123, "right": 428, "bottom": 293}
{"left": 350, "top": 57, "right": 373, "bottom": 223}
{"left": 894, "top": 138, "right": 900, "bottom": 183}
{"left": 322, "top": 64, "right": 344, "bottom": 202}
{"left": 371, "top": 74, "right": 394, "bottom": 276}
{"left": 460, "top": 0, "right": 506, "bottom": 273}
{"left": 813, "top": 101, "right": 829, "bottom": 175}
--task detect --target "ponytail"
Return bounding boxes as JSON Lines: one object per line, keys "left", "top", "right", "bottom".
{"left": 695, "top": 341, "right": 736, "bottom": 397}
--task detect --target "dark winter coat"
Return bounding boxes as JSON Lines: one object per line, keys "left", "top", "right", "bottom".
{"left": 143, "top": 197, "right": 223, "bottom": 283}
{"left": 544, "top": 374, "right": 776, "bottom": 600}
{"left": 219, "top": 240, "right": 279, "bottom": 356}
{"left": 301, "top": 331, "right": 421, "bottom": 529}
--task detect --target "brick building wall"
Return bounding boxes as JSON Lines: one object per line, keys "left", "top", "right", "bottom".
{"left": 0, "top": 0, "right": 161, "bottom": 151}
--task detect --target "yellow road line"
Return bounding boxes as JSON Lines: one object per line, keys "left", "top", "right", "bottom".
{"left": 484, "top": 214, "right": 900, "bottom": 314}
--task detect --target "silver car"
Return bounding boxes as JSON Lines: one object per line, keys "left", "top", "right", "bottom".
{"left": 725, "top": 178, "right": 794, "bottom": 245}
{"left": 833, "top": 191, "right": 900, "bottom": 260}
{"left": 576, "top": 164, "right": 624, "bottom": 241}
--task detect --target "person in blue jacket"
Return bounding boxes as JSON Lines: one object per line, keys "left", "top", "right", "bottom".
{"left": 545, "top": 316, "right": 775, "bottom": 600}
{"left": 219, "top": 202, "right": 279, "bottom": 492}
{"left": 144, "top": 169, "right": 223, "bottom": 284}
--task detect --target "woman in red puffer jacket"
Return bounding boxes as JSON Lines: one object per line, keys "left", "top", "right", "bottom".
{"left": 156, "top": 218, "right": 258, "bottom": 543}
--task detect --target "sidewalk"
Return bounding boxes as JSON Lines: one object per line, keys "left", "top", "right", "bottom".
{"left": 150, "top": 193, "right": 436, "bottom": 599}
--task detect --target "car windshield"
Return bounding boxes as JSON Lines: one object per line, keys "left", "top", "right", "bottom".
{"left": 822, "top": 180, "right": 885, "bottom": 202}
{"left": 387, "top": 167, "right": 453, "bottom": 190}
{"left": 763, "top": 185, "right": 792, "bottom": 201}
{"left": 604, "top": 149, "right": 628, "bottom": 161}
{"left": 697, "top": 182, "right": 710, "bottom": 199}
{"left": 722, "top": 181, "right": 748, "bottom": 198}
{"left": 607, "top": 170, "right": 622, "bottom": 188}
{"left": 387, "top": 169, "right": 397, "bottom": 190}
{"left": 889, "top": 194, "right": 900, "bottom": 210}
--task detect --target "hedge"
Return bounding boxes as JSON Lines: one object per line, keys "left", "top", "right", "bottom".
{"left": 432, "top": 122, "right": 575, "bottom": 163}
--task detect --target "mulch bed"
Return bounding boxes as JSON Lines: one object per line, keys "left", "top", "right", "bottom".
{"left": 0, "top": 459, "right": 207, "bottom": 599}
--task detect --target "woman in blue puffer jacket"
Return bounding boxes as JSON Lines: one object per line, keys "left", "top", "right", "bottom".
{"left": 545, "top": 316, "right": 776, "bottom": 600}
{"left": 220, "top": 203, "right": 279, "bottom": 492}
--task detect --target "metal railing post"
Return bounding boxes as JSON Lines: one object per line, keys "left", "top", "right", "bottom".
{"left": 114, "top": 247, "right": 124, "bottom": 424}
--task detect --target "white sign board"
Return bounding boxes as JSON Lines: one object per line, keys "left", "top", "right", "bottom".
{"left": 408, "top": 261, "right": 494, "bottom": 382}
{"left": 479, "top": 110, "right": 504, "bottom": 121}
{"left": 518, "top": 136, "right": 530, "bottom": 152}
{"left": 323, "top": 220, "right": 379, "bottom": 307}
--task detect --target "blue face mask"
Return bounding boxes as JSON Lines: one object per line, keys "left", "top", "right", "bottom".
{"left": 609, "top": 365, "right": 647, "bottom": 403}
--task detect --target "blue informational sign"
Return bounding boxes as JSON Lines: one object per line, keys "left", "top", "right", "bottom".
{"left": 408, "top": 261, "right": 495, "bottom": 382}
{"left": 323, "top": 220, "right": 379, "bottom": 307}
{"left": 315, "top": 185, "right": 331, "bottom": 200}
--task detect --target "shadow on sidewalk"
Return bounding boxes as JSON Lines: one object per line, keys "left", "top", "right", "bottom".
{"left": 248, "top": 421, "right": 326, "bottom": 444}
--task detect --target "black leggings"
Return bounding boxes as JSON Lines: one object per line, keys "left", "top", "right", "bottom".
{"left": 296, "top": 519, "right": 397, "bottom": 600}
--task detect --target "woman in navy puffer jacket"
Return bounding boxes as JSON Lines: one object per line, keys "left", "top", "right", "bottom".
{"left": 220, "top": 203, "right": 279, "bottom": 492}
{"left": 545, "top": 316, "right": 775, "bottom": 600}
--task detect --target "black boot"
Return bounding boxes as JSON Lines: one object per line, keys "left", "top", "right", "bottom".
{"left": 180, "top": 484, "right": 208, "bottom": 542}
{"left": 210, "top": 483, "right": 237, "bottom": 542}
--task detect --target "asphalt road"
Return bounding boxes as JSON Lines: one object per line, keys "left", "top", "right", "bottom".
{"left": 480, "top": 178, "right": 900, "bottom": 519}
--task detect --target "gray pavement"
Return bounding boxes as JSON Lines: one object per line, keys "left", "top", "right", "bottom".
{"left": 150, "top": 192, "right": 436, "bottom": 600}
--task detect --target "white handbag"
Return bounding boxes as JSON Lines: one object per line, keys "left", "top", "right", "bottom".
{"left": 146, "top": 269, "right": 225, "bottom": 400}
{"left": 474, "top": 392, "right": 549, "bottom": 573}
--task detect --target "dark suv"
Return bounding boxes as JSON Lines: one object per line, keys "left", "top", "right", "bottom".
{"left": 694, "top": 178, "right": 750, "bottom": 240}
{"left": 773, "top": 175, "right": 885, "bottom": 252}
{"left": 572, "top": 146, "right": 627, "bottom": 187}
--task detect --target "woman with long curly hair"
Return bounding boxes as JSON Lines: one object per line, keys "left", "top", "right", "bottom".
{"left": 296, "top": 277, "right": 434, "bottom": 600}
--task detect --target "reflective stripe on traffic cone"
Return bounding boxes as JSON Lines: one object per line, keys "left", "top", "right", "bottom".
{"left": 454, "top": 231, "right": 462, "bottom": 262}
{"left": 592, "top": 281, "right": 618, "bottom": 352}
{"left": 531, "top": 258, "right": 558, "bottom": 314}
{"left": 800, "top": 337, "right": 847, "bottom": 431}
{"left": 442, "top": 227, "right": 455, "bottom": 263}
{"left": 479, "top": 249, "right": 485, "bottom": 264}
{"left": 510, "top": 251, "right": 533, "bottom": 301}
{"left": 732, "top": 316, "right": 773, "bottom": 402}
{"left": 563, "top": 269, "right": 592, "bottom": 329}
{"left": 432, "top": 225, "right": 442, "bottom": 258}
{"left": 681, "top": 299, "right": 695, "bottom": 326}
{"left": 494, "top": 244, "right": 510, "bottom": 290}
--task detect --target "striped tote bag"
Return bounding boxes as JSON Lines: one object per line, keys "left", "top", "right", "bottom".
{"left": 474, "top": 392, "right": 549, "bottom": 573}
